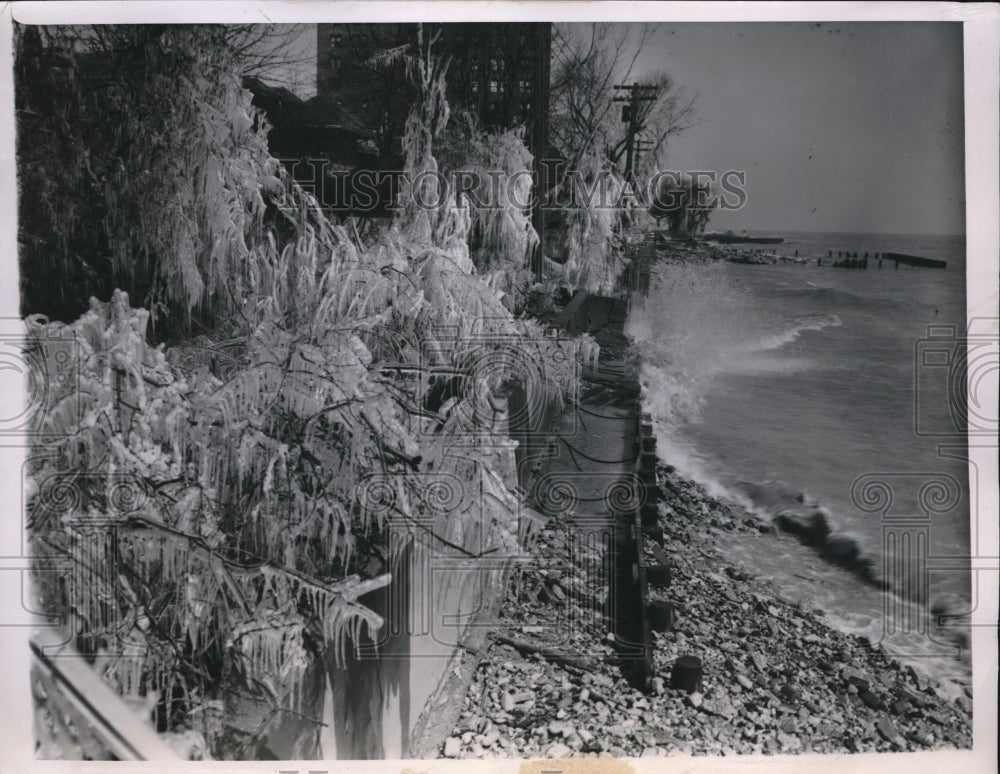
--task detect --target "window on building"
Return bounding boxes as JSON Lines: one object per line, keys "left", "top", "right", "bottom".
{"left": 490, "top": 80, "right": 498, "bottom": 94}
{"left": 330, "top": 55, "right": 343, "bottom": 69}
{"left": 329, "top": 32, "right": 343, "bottom": 46}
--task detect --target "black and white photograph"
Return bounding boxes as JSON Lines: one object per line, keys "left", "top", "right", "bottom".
{"left": 0, "top": 2, "right": 997, "bottom": 768}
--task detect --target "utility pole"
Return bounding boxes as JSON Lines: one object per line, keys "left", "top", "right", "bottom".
{"left": 613, "top": 83, "right": 657, "bottom": 184}
{"left": 633, "top": 138, "right": 655, "bottom": 201}
{"left": 531, "top": 22, "right": 551, "bottom": 281}
{"left": 634, "top": 138, "right": 655, "bottom": 173}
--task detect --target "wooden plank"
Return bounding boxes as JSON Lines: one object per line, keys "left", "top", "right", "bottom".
{"left": 31, "top": 628, "right": 181, "bottom": 760}
{"left": 649, "top": 541, "right": 671, "bottom": 568}
{"left": 550, "top": 289, "right": 591, "bottom": 336}
{"left": 883, "top": 251, "right": 947, "bottom": 268}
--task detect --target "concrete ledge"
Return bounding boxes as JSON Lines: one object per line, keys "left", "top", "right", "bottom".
{"left": 550, "top": 289, "right": 591, "bottom": 336}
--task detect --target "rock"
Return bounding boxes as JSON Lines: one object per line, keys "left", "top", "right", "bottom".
{"left": 815, "top": 721, "right": 839, "bottom": 737}
{"left": 546, "top": 582, "right": 567, "bottom": 601}
{"left": 777, "top": 732, "right": 802, "bottom": 752}
{"left": 652, "top": 677, "right": 666, "bottom": 696}
{"left": 688, "top": 691, "right": 704, "bottom": 709}
{"left": 876, "top": 717, "right": 905, "bottom": 748}
{"left": 891, "top": 699, "right": 912, "bottom": 716}
{"left": 955, "top": 695, "right": 973, "bottom": 713}
{"left": 906, "top": 729, "right": 934, "bottom": 747}
{"left": 724, "top": 565, "right": 751, "bottom": 581}
{"left": 641, "top": 746, "right": 659, "bottom": 757}
{"left": 779, "top": 684, "right": 801, "bottom": 704}
{"left": 735, "top": 674, "right": 754, "bottom": 690}
{"left": 546, "top": 742, "right": 572, "bottom": 758}
{"left": 842, "top": 667, "right": 870, "bottom": 691}
{"left": 479, "top": 730, "right": 499, "bottom": 748}
{"left": 501, "top": 693, "right": 515, "bottom": 712}
{"left": 578, "top": 728, "right": 595, "bottom": 744}
{"left": 859, "top": 689, "right": 884, "bottom": 710}
{"left": 702, "top": 697, "right": 737, "bottom": 719}
{"left": 443, "top": 737, "right": 462, "bottom": 758}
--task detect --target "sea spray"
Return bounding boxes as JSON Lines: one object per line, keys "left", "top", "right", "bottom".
{"left": 625, "top": 261, "right": 839, "bottom": 494}
{"left": 626, "top": 255, "right": 971, "bottom": 689}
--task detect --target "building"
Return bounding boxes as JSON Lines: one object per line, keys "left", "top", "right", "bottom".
{"left": 316, "top": 23, "right": 550, "bottom": 154}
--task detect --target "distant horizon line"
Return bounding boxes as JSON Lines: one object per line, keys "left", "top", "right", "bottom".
{"left": 710, "top": 227, "right": 966, "bottom": 238}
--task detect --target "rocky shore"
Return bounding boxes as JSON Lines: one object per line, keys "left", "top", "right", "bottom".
{"left": 440, "top": 461, "right": 973, "bottom": 759}
{"left": 654, "top": 237, "right": 809, "bottom": 265}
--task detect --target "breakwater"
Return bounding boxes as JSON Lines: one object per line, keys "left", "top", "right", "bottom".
{"left": 434, "top": 232, "right": 973, "bottom": 759}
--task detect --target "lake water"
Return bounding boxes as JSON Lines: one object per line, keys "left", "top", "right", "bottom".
{"left": 627, "top": 231, "right": 972, "bottom": 688}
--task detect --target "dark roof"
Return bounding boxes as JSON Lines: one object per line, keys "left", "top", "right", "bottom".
{"left": 243, "top": 76, "right": 374, "bottom": 141}
{"left": 243, "top": 75, "right": 308, "bottom": 127}
{"left": 301, "top": 94, "right": 373, "bottom": 138}
{"left": 243, "top": 76, "right": 302, "bottom": 107}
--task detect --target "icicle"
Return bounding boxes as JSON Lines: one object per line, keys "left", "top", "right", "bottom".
{"left": 161, "top": 537, "right": 174, "bottom": 581}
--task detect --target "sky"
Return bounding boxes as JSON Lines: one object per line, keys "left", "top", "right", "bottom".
{"left": 265, "top": 21, "right": 965, "bottom": 237}
{"left": 629, "top": 22, "right": 966, "bottom": 235}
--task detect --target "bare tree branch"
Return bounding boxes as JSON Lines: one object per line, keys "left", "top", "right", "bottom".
{"left": 549, "top": 23, "right": 696, "bottom": 186}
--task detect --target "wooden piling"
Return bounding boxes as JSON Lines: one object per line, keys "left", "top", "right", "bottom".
{"left": 646, "top": 564, "right": 671, "bottom": 587}
{"left": 648, "top": 600, "right": 675, "bottom": 633}
{"left": 671, "top": 655, "right": 704, "bottom": 694}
